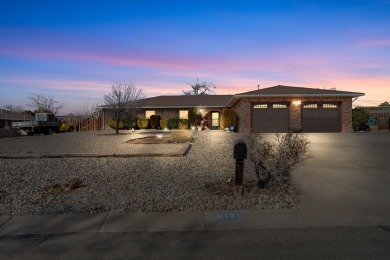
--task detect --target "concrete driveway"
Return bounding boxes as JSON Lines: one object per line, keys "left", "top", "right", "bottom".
{"left": 292, "top": 132, "right": 390, "bottom": 226}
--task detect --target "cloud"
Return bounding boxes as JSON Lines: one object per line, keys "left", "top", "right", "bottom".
{"left": 356, "top": 38, "right": 390, "bottom": 47}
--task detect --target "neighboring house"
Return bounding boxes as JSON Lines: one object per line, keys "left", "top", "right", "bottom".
{"left": 101, "top": 85, "right": 365, "bottom": 133}
{"left": 0, "top": 109, "right": 34, "bottom": 137}
{"left": 361, "top": 106, "right": 390, "bottom": 130}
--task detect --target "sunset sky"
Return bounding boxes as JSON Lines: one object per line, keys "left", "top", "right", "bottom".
{"left": 1, "top": 0, "right": 389, "bottom": 115}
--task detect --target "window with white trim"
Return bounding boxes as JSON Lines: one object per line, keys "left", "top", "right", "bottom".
{"left": 303, "top": 104, "right": 317, "bottom": 109}
{"left": 272, "top": 104, "right": 287, "bottom": 108}
{"left": 254, "top": 104, "right": 267, "bottom": 109}
{"left": 179, "top": 110, "right": 188, "bottom": 119}
{"left": 145, "top": 110, "right": 155, "bottom": 119}
{"left": 323, "top": 104, "right": 338, "bottom": 108}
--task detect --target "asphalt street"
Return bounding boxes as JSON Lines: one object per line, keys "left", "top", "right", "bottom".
{"left": 1, "top": 226, "right": 390, "bottom": 259}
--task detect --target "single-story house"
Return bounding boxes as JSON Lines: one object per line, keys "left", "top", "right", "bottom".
{"left": 102, "top": 85, "right": 365, "bottom": 133}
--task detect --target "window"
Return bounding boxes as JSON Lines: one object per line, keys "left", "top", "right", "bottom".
{"left": 323, "top": 104, "right": 338, "bottom": 109}
{"left": 145, "top": 110, "right": 155, "bottom": 119}
{"left": 273, "top": 104, "right": 287, "bottom": 108}
{"left": 179, "top": 110, "right": 188, "bottom": 119}
{"left": 303, "top": 104, "right": 317, "bottom": 109}
{"left": 254, "top": 104, "right": 267, "bottom": 109}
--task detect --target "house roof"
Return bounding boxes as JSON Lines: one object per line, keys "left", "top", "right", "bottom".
{"left": 137, "top": 95, "right": 233, "bottom": 108}
{"left": 361, "top": 106, "right": 390, "bottom": 113}
{"left": 236, "top": 85, "right": 365, "bottom": 97}
{"left": 99, "top": 85, "right": 365, "bottom": 109}
{"left": 0, "top": 109, "right": 34, "bottom": 121}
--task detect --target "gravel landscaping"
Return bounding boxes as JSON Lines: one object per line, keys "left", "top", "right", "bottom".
{"left": 0, "top": 130, "right": 301, "bottom": 216}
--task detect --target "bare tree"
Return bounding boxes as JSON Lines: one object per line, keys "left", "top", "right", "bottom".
{"left": 72, "top": 98, "right": 100, "bottom": 119}
{"left": 183, "top": 79, "right": 216, "bottom": 95}
{"left": 248, "top": 131, "right": 311, "bottom": 188}
{"left": 2, "top": 105, "right": 25, "bottom": 113}
{"left": 104, "top": 81, "right": 145, "bottom": 134}
{"left": 27, "top": 93, "right": 64, "bottom": 115}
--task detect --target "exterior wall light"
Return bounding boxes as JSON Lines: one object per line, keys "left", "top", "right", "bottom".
{"left": 292, "top": 101, "right": 301, "bottom": 105}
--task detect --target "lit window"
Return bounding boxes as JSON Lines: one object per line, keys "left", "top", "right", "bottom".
{"left": 273, "top": 104, "right": 287, "bottom": 108}
{"left": 303, "top": 104, "right": 317, "bottom": 109}
{"left": 179, "top": 110, "right": 188, "bottom": 119}
{"left": 145, "top": 110, "right": 155, "bottom": 119}
{"left": 254, "top": 104, "right": 267, "bottom": 109}
{"left": 323, "top": 104, "right": 337, "bottom": 108}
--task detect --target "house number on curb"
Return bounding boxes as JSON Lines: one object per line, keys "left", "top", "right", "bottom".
{"left": 216, "top": 212, "right": 242, "bottom": 221}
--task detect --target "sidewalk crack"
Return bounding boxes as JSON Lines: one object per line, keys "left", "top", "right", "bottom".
{"left": 0, "top": 216, "right": 13, "bottom": 228}
{"left": 297, "top": 207, "right": 311, "bottom": 227}
{"left": 97, "top": 213, "right": 109, "bottom": 233}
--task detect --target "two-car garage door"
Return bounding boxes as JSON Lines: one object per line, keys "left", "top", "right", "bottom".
{"left": 251, "top": 102, "right": 340, "bottom": 133}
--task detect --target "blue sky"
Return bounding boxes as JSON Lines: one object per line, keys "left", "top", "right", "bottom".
{"left": 1, "top": 0, "right": 389, "bottom": 114}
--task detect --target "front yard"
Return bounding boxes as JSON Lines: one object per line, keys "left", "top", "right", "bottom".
{"left": 0, "top": 130, "right": 301, "bottom": 215}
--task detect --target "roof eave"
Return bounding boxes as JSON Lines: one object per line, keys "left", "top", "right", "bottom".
{"left": 141, "top": 105, "right": 227, "bottom": 109}
{"left": 235, "top": 93, "right": 365, "bottom": 97}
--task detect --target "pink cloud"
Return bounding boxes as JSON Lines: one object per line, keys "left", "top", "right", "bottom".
{"left": 0, "top": 45, "right": 258, "bottom": 72}
{"left": 356, "top": 38, "right": 390, "bottom": 47}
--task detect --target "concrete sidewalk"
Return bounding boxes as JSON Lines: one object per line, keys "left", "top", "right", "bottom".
{"left": 1, "top": 206, "right": 390, "bottom": 235}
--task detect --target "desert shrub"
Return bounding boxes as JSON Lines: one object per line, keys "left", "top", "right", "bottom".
{"left": 160, "top": 119, "right": 169, "bottom": 129}
{"left": 124, "top": 116, "right": 138, "bottom": 129}
{"left": 150, "top": 115, "right": 161, "bottom": 129}
{"left": 220, "top": 108, "right": 238, "bottom": 129}
{"left": 167, "top": 131, "right": 192, "bottom": 143}
{"left": 44, "top": 178, "right": 85, "bottom": 193}
{"left": 168, "top": 118, "right": 179, "bottom": 129}
{"left": 178, "top": 119, "right": 189, "bottom": 129}
{"left": 352, "top": 107, "right": 370, "bottom": 131}
{"left": 109, "top": 118, "right": 126, "bottom": 130}
{"left": 137, "top": 118, "right": 150, "bottom": 129}
{"left": 188, "top": 108, "right": 202, "bottom": 127}
{"left": 248, "top": 131, "right": 311, "bottom": 188}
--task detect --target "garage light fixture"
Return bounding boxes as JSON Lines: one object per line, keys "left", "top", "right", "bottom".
{"left": 292, "top": 101, "right": 301, "bottom": 105}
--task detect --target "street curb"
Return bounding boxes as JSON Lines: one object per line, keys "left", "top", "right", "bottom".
{"left": 0, "top": 153, "right": 184, "bottom": 159}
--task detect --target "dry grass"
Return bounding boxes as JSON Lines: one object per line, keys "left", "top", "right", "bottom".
{"left": 44, "top": 178, "right": 86, "bottom": 193}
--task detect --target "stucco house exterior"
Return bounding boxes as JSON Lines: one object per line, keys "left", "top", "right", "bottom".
{"left": 102, "top": 85, "right": 365, "bottom": 133}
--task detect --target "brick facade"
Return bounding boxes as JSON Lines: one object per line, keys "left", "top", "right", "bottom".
{"left": 232, "top": 96, "right": 354, "bottom": 133}
{"left": 102, "top": 96, "right": 355, "bottom": 133}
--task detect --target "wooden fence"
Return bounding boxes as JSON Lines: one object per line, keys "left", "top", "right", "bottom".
{"left": 70, "top": 117, "right": 102, "bottom": 131}
{"left": 369, "top": 112, "right": 389, "bottom": 130}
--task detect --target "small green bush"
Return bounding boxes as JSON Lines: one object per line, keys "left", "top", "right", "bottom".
{"left": 352, "top": 107, "right": 369, "bottom": 131}
{"left": 178, "top": 119, "right": 189, "bottom": 129}
{"left": 125, "top": 116, "right": 138, "bottom": 129}
{"left": 168, "top": 118, "right": 179, "bottom": 129}
{"left": 109, "top": 119, "right": 126, "bottom": 130}
{"left": 150, "top": 115, "right": 161, "bottom": 129}
{"left": 188, "top": 108, "right": 202, "bottom": 127}
{"left": 220, "top": 108, "right": 238, "bottom": 129}
{"left": 160, "top": 119, "right": 169, "bottom": 129}
{"left": 137, "top": 118, "right": 150, "bottom": 129}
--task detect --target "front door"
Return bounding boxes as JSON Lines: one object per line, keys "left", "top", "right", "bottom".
{"left": 211, "top": 112, "right": 220, "bottom": 130}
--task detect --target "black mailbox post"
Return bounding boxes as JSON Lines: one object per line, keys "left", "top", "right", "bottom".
{"left": 234, "top": 139, "right": 247, "bottom": 160}
{"left": 233, "top": 139, "right": 247, "bottom": 197}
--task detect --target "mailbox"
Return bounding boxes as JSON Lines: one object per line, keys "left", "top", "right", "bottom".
{"left": 234, "top": 139, "right": 247, "bottom": 160}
